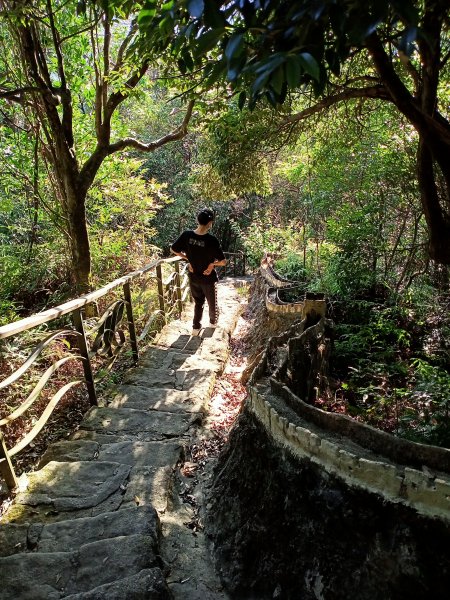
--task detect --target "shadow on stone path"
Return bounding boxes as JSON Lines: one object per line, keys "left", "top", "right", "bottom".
{"left": 0, "top": 278, "right": 247, "bottom": 599}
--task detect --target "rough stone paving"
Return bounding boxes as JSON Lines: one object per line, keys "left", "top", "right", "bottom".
{"left": 0, "top": 279, "right": 244, "bottom": 600}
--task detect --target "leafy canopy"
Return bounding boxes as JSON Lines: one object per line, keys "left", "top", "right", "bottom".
{"left": 119, "top": 0, "right": 427, "bottom": 106}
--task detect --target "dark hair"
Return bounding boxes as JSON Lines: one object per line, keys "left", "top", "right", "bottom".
{"left": 197, "top": 207, "right": 215, "bottom": 225}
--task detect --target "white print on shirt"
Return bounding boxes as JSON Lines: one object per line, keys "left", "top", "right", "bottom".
{"left": 189, "top": 238, "right": 206, "bottom": 247}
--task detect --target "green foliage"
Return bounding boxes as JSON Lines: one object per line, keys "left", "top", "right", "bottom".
{"left": 274, "top": 253, "right": 307, "bottom": 282}
{"left": 193, "top": 103, "right": 276, "bottom": 198}
{"left": 87, "top": 156, "right": 167, "bottom": 283}
{"left": 333, "top": 299, "right": 450, "bottom": 447}
{"left": 273, "top": 103, "right": 425, "bottom": 298}
{"left": 127, "top": 0, "right": 423, "bottom": 105}
{"left": 400, "top": 361, "right": 450, "bottom": 447}
{"left": 242, "top": 214, "right": 304, "bottom": 268}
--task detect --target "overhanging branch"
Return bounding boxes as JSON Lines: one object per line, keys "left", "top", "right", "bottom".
{"left": 107, "top": 99, "right": 195, "bottom": 153}
{"left": 282, "top": 85, "right": 392, "bottom": 126}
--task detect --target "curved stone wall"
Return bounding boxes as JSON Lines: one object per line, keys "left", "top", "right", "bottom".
{"left": 249, "top": 271, "right": 450, "bottom": 522}
{"left": 260, "top": 263, "right": 296, "bottom": 288}
{"left": 247, "top": 384, "right": 450, "bottom": 521}
{"left": 265, "top": 290, "right": 304, "bottom": 314}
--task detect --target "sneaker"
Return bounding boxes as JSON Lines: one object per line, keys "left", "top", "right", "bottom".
{"left": 191, "top": 328, "right": 201, "bottom": 336}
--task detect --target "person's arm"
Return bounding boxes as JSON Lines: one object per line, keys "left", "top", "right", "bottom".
{"left": 203, "top": 257, "right": 227, "bottom": 275}
{"left": 170, "top": 248, "right": 187, "bottom": 260}
{"left": 171, "top": 247, "right": 194, "bottom": 272}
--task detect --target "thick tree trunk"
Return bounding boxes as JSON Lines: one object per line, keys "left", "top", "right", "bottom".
{"left": 66, "top": 186, "right": 91, "bottom": 294}
{"left": 417, "top": 140, "right": 450, "bottom": 264}
{"left": 366, "top": 26, "right": 450, "bottom": 265}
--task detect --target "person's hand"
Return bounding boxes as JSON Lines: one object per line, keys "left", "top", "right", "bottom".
{"left": 203, "top": 263, "right": 215, "bottom": 275}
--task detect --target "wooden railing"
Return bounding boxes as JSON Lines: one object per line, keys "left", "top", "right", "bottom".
{"left": 219, "top": 251, "right": 246, "bottom": 278}
{"left": 0, "top": 256, "right": 190, "bottom": 490}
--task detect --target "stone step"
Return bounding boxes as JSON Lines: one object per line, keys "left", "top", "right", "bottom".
{"left": 122, "top": 365, "right": 216, "bottom": 399}
{"left": 79, "top": 406, "right": 200, "bottom": 439}
{"left": 0, "top": 505, "right": 159, "bottom": 556}
{"left": 0, "top": 534, "right": 164, "bottom": 599}
{"left": 138, "top": 347, "right": 192, "bottom": 370}
{"left": 39, "top": 439, "right": 183, "bottom": 470}
{"left": 139, "top": 345, "right": 227, "bottom": 374}
{"left": 6, "top": 449, "right": 181, "bottom": 523}
{"left": 62, "top": 568, "right": 171, "bottom": 599}
{"left": 5, "top": 460, "right": 131, "bottom": 524}
{"left": 109, "top": 385, "right": 205, "bottom": 413}
{"left": 0, "top": 281, "right": 244, "bottom": 600}
{"left": 152, "top": 323, "right": 203, "bottom": 352}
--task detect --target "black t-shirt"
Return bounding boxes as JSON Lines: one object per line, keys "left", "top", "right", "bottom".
{"left": 171, "top": 230, "right": 225, "bottom": 283}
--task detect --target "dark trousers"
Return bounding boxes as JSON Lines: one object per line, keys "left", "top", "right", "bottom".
{"left": 190, "top": 279, "right": 219, "bottom": 329}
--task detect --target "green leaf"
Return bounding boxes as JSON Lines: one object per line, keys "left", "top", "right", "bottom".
{"left": 225, "top": 34, "right": 244, "bottom": 61}
{"left": 238, "top": 90, "right": 246, "bottom": 110}
{"left": 187, "top": 0, "right": 204, "bottom": 19}
{"left": 270, "top": 65, "right": 284, "bottom": 95}
{"left": 285, "top": 56, "right": 301, "bottom": 88}
{"left": 196, "top": 28, "right": 225, "bottom": 54}
{"left": 254, "top": 54, "right": 285, "bottom": 78}
{"left": 227, "top": 53, "right": 247, "bottom": 81}
{"left": 265, "top": 89, "right": 278, "bottom": 108}
{"left": 177, "top": 57, "right": 187, "bottom": 74}
{"left": 181, "top": 49, "right": 194, "bottom": 71}
{"left": 298, "top": 52, "right": 320, "bottom": 81}
{"left": 252, "top": 70, "right": 270, "bottom": 95}
{"left": 205, "top": 60, "right": 225, "bottom": 86}
{"left": 138, "top": 8, "right": 156, "bottom": 23}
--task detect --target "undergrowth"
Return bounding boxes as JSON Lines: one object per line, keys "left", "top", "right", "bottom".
{"left": 329, "top": 298, "right": 450, "bottom": 448}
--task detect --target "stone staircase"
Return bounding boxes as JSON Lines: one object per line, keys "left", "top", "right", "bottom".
{"left": 0, "top": 280, "right": 245, "bottom": 599}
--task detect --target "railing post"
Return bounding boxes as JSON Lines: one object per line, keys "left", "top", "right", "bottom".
{"left": 242, "top": 252, "right": 246, "bottom": 276}
{"left": 156, "top": 263, "right": 166, "bottom": 317}
{"left": 174, "top": 260, "right": 183, "bottom": 316}
{"left": 0, "top": 432, "right": 18, "bottom": 489}
{"left": 123, "top": 281, "right": 139, "bottom": 363}
{"left": 72, "top": 307, "right": 97, "bottom": 406}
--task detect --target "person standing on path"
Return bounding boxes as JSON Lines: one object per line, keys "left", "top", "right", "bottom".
{"left": 171, "top": 208, "right": 227, "bottom": 336}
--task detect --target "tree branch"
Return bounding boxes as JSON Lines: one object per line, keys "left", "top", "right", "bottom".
{"left": 89, "top": 5, "right": 102, "bottom": 138}
{"left": 113, "top": 20, "right": 138, "bottom": 72}
{"left": 46, "top": 0, "right": 74, "bottom": 148}
{"left": 107, "top": 99, "right": 195, "bottom": 153}
{"left": 104, "top": 60, "right": 150, "bottom": 122}
{"left": 282, "top": 85, "right": 392, "bottom": 126}
{"left": 0, "top": 86, "right": 45, "bottom": 101}
{"left": 365, "top": 31, "right": 450, "bottom": 153}
{"left": 102, "top": 9, "right": 111, "bottom": 124}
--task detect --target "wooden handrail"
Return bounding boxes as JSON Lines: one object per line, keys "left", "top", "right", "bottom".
{"left": 0, "top": 252, "right": 245, "bottom": 489}
{"left": 0, "top": 257, "right": 181, "bottom": 340}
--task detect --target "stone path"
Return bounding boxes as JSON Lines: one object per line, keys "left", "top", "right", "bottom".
{"left": 0, "top": 279, "right": 246, "bottom": 600}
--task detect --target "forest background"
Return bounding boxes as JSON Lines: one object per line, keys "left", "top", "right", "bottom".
{"left": 0, "top": 0, "right": 449, "bottom": 449}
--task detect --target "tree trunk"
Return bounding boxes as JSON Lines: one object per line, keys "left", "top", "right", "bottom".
{"left": 66, "top": 186, "right": 91, "bottom": 294}
{"left": 417, "top": 140, "right": 450, "bottom": 264}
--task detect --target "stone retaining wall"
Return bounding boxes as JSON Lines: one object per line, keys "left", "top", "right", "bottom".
{"left": 265, "top": 293, "right": 304, "bottom": 314}
{"left": 247, "top": 384, "right": 450, "bottom": 522}
{"left": 260, "top": 263, "right": 295, "bottom": 288}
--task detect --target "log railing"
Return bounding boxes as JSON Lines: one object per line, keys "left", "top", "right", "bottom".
{"left": 220, "top": 251, "right": 246, "bottom": 278}
{"left": 0, "top": 256, "right": 190, "bottom": 490}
